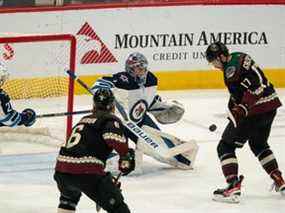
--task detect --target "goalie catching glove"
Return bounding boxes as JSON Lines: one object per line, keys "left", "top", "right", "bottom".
{"left": 118, "top": 148, "right": 135, "bottom": 176}
{"left": 149, "top": 95, "right": 185, "bottom": 124}
{"left": 19, "top": 108, "right": 36, "bottom": 127}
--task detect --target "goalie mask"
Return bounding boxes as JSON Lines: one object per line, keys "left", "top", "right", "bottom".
{"left": 93, "top": 88, "right": 115, "bottom": 112}
{"left": 125, "top": 52, "right": 148, "bottom": 86}
{"left": 0, "top": 62, "right": 9, "bottom": 87}
{"left": 205, "top": 42, "right": 229, "bottom": 63}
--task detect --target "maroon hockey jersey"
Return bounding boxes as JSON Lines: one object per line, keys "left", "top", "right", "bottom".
{"left": 55, "top": 113, "right": 128, "bottom": 175}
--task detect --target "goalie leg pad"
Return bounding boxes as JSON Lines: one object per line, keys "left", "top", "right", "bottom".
{"left": 57, "top": 209, "right": 75, "bottom": 213}
{"left": 138, "top": 126, "right": 199, "bottom": 169}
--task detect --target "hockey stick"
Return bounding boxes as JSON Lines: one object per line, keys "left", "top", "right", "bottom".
{"left": 66, "top": 70, "right": 129, "bottom": 121}
{"left": 96, "top": 172, "right": 122, "bottom": 212}
{"left": 36, "top": 109, "right": 92, "bottom": 118}
{"left": 66, "top": 70, "right": 193, "bottom": 158}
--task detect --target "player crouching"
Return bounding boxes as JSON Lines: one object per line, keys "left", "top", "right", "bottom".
{"left": 92, "top": 52, "right": 199, "bottom": 171}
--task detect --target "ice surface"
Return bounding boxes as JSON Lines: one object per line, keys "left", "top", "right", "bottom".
{"left": 0, "top": 89, "right": 284, "bottom": 213}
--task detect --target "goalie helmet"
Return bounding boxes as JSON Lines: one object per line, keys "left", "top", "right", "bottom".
{"left": 93, "top": 88, "right": 115, "bottom": 111}
{"left": 0, "top": 62, "right": 9, "bottom": 87}
{"left": 125, "top": 52, "right": 148, "bottom": 86}
{"left": 205, "top": 42, "right": 229, "bottom": 63}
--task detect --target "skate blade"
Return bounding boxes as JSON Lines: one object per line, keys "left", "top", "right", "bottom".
{"left": 213, "top": 194, "right": 240, "bottom": 203}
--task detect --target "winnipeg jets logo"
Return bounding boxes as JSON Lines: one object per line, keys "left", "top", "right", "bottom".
{"left": 135, "top": 105, "right": 145, "bottom": 116}
{"left": 130, "top": 100, "right": 148, "bottom": 123}
{"left": 119, "top": 74, "right": 129, "bottom": 83}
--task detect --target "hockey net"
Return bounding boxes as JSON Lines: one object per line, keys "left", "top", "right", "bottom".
{"left": 0, "top": 34, "right": 76, "bottom": 150}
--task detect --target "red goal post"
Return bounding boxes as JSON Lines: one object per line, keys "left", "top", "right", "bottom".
{"left": 0, "top": 34, "right": 77, "bottom": 139}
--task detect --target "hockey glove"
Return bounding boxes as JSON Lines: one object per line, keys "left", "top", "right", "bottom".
{"left": 229, "top": 104, "right": 248, "bottom": 127}
{"left": 20, "top": 108, "right": 36, "bottom": 127}
{"left": 118, "top": 148, "right": 135, "bottom": 176}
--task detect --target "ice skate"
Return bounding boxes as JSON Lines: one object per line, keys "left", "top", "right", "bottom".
{"left": 271, "top": 183, "right": 285, "bottom": 196}
{"left": 270, "top": 170, "right": 285, "bottom": 196}
{"left": 213, "top": 175, "right": 244, "bottom": 203}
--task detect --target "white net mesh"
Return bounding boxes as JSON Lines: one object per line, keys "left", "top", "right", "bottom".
{"left": 0, "top": 34, "right": 76, "bottom": 147}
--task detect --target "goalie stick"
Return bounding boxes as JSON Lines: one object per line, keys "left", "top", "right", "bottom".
{"left": 66, "top": 70, "right": 193, "bottom": 158}
{"left": 36, "top": 109, "right": 92, "bottom": 118}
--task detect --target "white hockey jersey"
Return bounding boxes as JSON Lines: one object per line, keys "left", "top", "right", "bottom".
{"left": 92, "top": 71, "right": 158, "bottom": 124}
{"left": 0, "top": 89, "right": 22, "bottom": 127}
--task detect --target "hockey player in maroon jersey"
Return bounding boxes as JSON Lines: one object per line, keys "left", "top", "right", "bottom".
{"left": 205, "top": 42, "right": 285, "bottom": 203}
{"left": 54, "top": 88, "right": 135, "bottom": 213}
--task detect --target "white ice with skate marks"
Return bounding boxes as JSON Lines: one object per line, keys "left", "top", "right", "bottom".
{"left": 0, "top": 89, "right": 284, "bottom": 213}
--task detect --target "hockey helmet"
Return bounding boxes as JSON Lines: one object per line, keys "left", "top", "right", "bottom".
{"left": 93, "top": 88, "right": 115, "bottom": 111}
{"left": 125, "top": 52, "right": 148, "bottom": 85}
{"left": 0, "top": 62, "right": 9, "bottom": 87}
{"left": 205, "top": 42, "right": 229, "bottom": 63}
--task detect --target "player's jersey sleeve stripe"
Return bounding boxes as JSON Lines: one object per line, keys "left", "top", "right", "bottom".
{"left": 102, "top": 132, "right": 126, "bottom": 143}
{"left": 250, "top": 65, "right": 266, "bottom": 95}
{"left": 103, "top": 132, "right": 128, "bottom": 156}
{"left": 0, "top": 111, "right": 21, "bottom": 127}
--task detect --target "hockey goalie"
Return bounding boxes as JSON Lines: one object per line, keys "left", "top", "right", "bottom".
{"left": 91, "top": 52, "right": 198, "bottom": 172}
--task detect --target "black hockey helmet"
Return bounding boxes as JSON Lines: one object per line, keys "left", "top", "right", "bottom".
{"left": 205, "top": 42, "right": 229, "bottom": 63}
{"left": 93, "top": 88, "right": 115, "bottom": 111}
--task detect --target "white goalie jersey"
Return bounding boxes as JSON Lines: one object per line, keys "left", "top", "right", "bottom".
{"left": 91, "top": 71, "right": 184, "bottom": 125}
{"left": 92, "top": 71, "right": 197, "bottom": 171}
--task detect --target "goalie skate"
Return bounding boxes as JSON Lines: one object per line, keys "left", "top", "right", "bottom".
{"left": 213, "top": 175, "right": 244, "bottom": 204}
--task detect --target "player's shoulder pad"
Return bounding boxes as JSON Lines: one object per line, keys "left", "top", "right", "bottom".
{"left": 78, "top": 114, "right": 98, "bottom": 125}
{"left": 113, "top": 72, "right": 130, "bottom": 86}
{"left": 112, "top": 71, "right": 139, "bottom": 90}
{"left": 98, "top": 113, "right": 123, "bottom": 129}
{"left": 224, "top": 66, "right": 237, "bottom": 79}
{"left": 224, "top": 52, "right": 244, "bottom": 81}
{"left": 145, "top": 71, "right": 158, "bottom": 87}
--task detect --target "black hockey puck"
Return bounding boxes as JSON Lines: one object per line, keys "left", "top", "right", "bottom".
{"left": 209, "top": 124, "right": 217, "bottom": 132}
